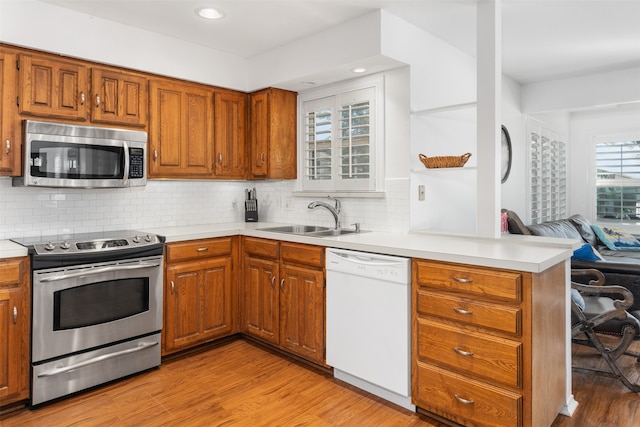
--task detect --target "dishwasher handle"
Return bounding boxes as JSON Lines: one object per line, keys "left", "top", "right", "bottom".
{"left": 330, "top": 252, "right": 404, "bottom": 267}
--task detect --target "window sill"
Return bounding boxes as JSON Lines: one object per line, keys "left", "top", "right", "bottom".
{"left": 292, "top": 191, "right": 385, "bottom": 199}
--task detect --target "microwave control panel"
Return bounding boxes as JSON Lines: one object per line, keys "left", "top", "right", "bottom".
{"left": 129, "top": 147, "right": 145, "bottom": 179}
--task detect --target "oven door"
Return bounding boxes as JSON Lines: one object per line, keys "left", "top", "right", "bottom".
{"left": 32, "top": 255, "right": 163, "bottom": 363}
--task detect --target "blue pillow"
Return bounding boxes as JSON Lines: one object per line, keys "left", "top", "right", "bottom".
{"left": 592, "top": 225, "right": 640, "bottom": 251}
{"left": 571, "top": 243, "right": 603, "bottom": 261}
{"left": 571, "top": 289, "right": 586, "bottom": 311}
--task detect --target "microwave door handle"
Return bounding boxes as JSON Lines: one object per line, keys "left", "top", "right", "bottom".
{"left": 122, "top": 140, "right": 130, "bottom": 187}
{"left": 38, "top": 261, "right": 161, "bottom": 283}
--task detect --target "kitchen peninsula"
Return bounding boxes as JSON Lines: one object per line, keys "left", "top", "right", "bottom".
{"left": 1, "top": 222, "right": 575, "bottom": 426}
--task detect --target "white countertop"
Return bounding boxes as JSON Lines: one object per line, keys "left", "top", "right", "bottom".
{"left": 0, "top": 222, "right": 574, "bottom": 272}
{"left": 143, "top": 222, "right": 574, "bottom": 273}
{"left": 0, "top": 240, "right": 29, "bottom": 258}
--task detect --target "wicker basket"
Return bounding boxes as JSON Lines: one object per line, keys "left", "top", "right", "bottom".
{"left": 418, "top": 152, "right": 472, "bottom": 169}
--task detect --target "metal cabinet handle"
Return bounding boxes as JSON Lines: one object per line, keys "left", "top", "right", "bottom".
{"left": 453, "top": 307, "right": 472, "bottom": 315}
{"left": 271, "top": 276, "right": 276, "bottom": 287}
{"left": 218, "top": 153, "right": 223, "bottom": 164}
{"left": 171, "top": 280, "right": 175, "bottom": 294}
{"left": 5, "top": 139, "right": 9, "bottom": 154}
{"left": 13, "top": 306, "right": 17, "bottom": 324}
{"left": 454, "top": 395, "right": 474, "bottom": 405}
{"left": 454, "top": 348, "right": 474, "bottom": 357}
{"left": 80, "top": 92, "right": 86, "bottom": 105}
{"left": 96, "top": 94, "right": 101, "bottom": 107}
{"left": 453, "top": 277, "right": 472, "bottom": 283}
{"left": 280, "top": 279, "right": 285, "bottom": 289}
{"left": 197, "top": 247, "right": 208, "bottom": 252}
{"left": 260, "top": 153, "right": 265, "bottom": 163}
{"left": 154, "top": 150, "right": 158, "bottom": 161}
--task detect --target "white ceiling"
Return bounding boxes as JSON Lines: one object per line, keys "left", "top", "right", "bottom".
{"left": 39, "top": 0, "right": 640, "bottom": 85}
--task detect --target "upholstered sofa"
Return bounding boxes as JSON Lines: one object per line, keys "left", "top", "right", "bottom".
{"left": 505, "top": 211, "right": 640, "bottom": 312}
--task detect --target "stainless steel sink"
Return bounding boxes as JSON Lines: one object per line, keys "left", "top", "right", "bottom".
{"left": 306, "top": 229, "right": 358, "bottom": 237}
{"left": 257, "top": 225, "right": 330, "bottom": 235}
{"left": 257, "top": 225, "right": 364, "bottom": 238}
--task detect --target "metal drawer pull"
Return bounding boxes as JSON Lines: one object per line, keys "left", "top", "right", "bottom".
{"left": 453, "top": 307, "right": 472, "bottom": 315}
{"left": 13, "top": 306, "right": 17, "bottom": 324}
{"left": 197, "top": 247, "right": 209, "bottom": 252}
{"left": 80, "top": 92, "right": 86, "bottom": 105}
{"left": 271, "top": 276, "right": 276, "bottom": 287}
{"left": 260, "top": 153, "right": 265, "bottom": 163}
{"left": 154, "top": 150, "right": 158, "bottom": 161}
{"left": 171, "top": 280, "right": 175, "bottom": 294}
{"left": 5, "top": 139, "right": 10, "bottom": 154}
{"left": 280, "top": 279, "right": 285, "bottom": 288}
{"left": 218, "top": 153, "right": 223, "bottom": 163}
{"left": 454, "top": 395, "right": 474, "bottom": 405}
{"left": 453, "top": 277, "right": 472, "bottom": 283}
{"left": 37, "top": 341, "right": 159, "bottom": 378}
{"left": 96, "top": 94, "right": 101, "bottom": 107}
{"left": 454, "top": 347, "right": 474, "bottom": 357}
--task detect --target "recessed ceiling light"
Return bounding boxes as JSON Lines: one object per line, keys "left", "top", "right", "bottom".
{"left": 195, "top": 7, "right": 225, "bottom": 20}
{"left": 351, "top": 67, "right": 367, "bottom": 73}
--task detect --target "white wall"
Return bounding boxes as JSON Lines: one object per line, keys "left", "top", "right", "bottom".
{"left": 568, "top": 104, "right": 640, "bottom": 223}
{"left": 0, "top": 0, "right": 248, "bottom": 90}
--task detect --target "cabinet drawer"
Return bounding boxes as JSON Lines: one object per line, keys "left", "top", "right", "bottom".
{"left": 414, "top": 260, "right": 522, "bottom": 302}
{"left": 166, "top": 238, "right": 232, "bottom": 262}
{"left": 414, "top": 362, "right": 521, "bottom": 427}
{"left": 416, "top": 289, "right": 521, "bottom": 335}
{"left": 280, "top": 242, "right": 324, "bottom": 268}
{"left": 0, "top": 258, "right": 25, "bottom": 288}
{"left": 417, "top": 317, "right": 522, "bottom": 388}
{"left": 243, "top": 237, "right": 279, "bottom": 259}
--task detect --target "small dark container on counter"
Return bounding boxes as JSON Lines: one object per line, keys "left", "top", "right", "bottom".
{"left": 245, "top": 199, "right": 258, "bottom": 222}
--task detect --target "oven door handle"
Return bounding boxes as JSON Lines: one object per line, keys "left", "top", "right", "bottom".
{"left": 38, "top": 261, "right": 162, "bottom": 283}
{"left": 36, "top": 341, "right": 159, "bottom": 378}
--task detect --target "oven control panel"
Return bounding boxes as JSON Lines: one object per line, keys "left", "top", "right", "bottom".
{"left": 16, "top": 231, "right": 163, "bottom": 255}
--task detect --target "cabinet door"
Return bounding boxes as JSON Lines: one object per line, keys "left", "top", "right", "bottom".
{"left": 249, "top": 90, "right": 269, "bottom": 178}
{"left": 18, "top": 54, "right": 88, "bottom": 120}
{"left": 149, "top": 79, "right": 213, "bottom": 178}
{"left": 91, "top": 67, "right": 147, "bottom": 127}
{"left": 244, "top": 256, "right": 279, "bottom": 345}
{"left": 279, "top": 264, "right": 325, "bottom": 364}
{"left": 165, "top": 261, "right": 202, "bottom": 352}
{"left": 249, "top": 88, "right": 297, "bottom": 180}
{"left": 201, "top": 256, "right": 234, "bottom": 340}
{"left": 0, "top": 257, "right": 30, "bottom": 404}
{"left": 214, "top": 90, "right": 247, "bottom": 179}
{"left": 0, "top": 49, "right": 20, "bottom": 175}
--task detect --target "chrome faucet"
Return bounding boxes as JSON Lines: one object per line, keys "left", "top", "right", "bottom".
{"left": 308, "top": 197, "right": 341, "bottom": 229}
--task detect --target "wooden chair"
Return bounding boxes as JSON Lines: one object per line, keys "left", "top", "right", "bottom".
{"left": 571, "top": 269, "right": 640, "bottom": 392}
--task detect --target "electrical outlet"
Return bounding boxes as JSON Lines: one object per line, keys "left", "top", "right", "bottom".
{"left": 284, "top": 198, "right": 294, "bottom": 210}
{"left": 418, "top": 185, "right": 425, "bottom": 201}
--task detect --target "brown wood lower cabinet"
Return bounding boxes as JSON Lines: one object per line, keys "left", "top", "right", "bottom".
{"left": 412, "top": 259, "right": 566, "bottom": 427}
{"left": 242, "top": 237, "right": 326, "bottom": 366}
{"left": 163, "top": 237, "right": 238, "bottom": 355}
{"left": 0, "top": 256, "right": 30, "bottom": 406}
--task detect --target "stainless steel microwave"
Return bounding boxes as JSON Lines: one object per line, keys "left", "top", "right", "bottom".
{"left": 13, "top": 120, "right": 147, "bottom": 188}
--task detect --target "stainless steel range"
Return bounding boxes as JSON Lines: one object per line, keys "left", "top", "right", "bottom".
{"left": 11, "top": 230, "right": 165, "bottom": 405}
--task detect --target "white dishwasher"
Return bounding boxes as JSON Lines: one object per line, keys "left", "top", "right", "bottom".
{"left": 325, "top": 248, "right": 414, "bottom": 411}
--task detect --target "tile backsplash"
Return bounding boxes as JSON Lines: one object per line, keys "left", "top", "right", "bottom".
{"left": 0, "top": 177, "right": 409, "bottom": 240}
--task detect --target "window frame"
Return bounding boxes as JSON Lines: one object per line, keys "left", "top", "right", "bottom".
{"left": 296, "top": 74, "right": 385, "bottom": 196}
{"left": 592, "top": 133, "right": 640, "bottom": 223}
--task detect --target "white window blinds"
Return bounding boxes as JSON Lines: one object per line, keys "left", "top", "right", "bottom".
{"left": 528, "top": 121, "right": 567, "bottom": 224}
{"left": 302, "top": 87, "right": 376, "bottom": 192}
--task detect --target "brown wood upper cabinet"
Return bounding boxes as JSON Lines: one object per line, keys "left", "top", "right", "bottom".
{"left": 214, "top": 89, "right": 248, "bottom": 179}
{"left": 90, "top": 67, "right": 147, "bottom": 127}
{"left": 0, "top": 48, "right": 20, "bottom": 176}
{"left": 249, "top": 88, "right": 297, "bottom": 179}
{"left": 0, "top": 256, "right": 30, "bottom": 407}
{"left": 148, "top": 78, "right": 213, "bottom": 178}
{"left": 18, "top": 53, "right": 89, "bottom": 121}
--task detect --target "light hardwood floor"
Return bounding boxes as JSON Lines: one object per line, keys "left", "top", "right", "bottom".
{"left": 2, "top": 337, "right": 640, "bottom": 426}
